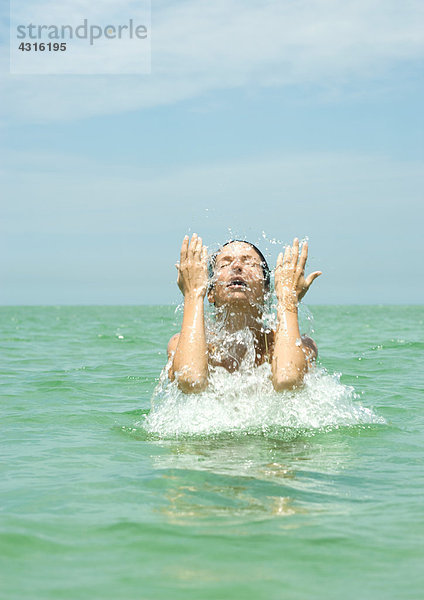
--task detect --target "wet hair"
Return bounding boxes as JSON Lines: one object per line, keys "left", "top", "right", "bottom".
{"left": 208, "top": 240, "right": 271, "bottom": 292}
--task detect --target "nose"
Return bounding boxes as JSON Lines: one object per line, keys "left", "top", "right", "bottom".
{"left": 231, "top": 258, "right": 243, "bottom": 272}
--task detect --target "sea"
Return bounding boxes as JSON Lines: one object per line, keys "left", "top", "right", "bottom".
{"left": 1, "top": 305, "right": 423, "bottom": 600}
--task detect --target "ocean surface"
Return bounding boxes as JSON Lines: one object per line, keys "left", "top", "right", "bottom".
{"left": 1, "top": 305, "right": 423, "bottom": 600}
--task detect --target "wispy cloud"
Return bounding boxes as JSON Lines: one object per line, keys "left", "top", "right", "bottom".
{"left": 2, "top": 0, "right": 424, "bottom": 122}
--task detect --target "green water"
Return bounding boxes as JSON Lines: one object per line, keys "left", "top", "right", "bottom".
{"left": 1, "top": 305, "right": 423, "bottom": 599}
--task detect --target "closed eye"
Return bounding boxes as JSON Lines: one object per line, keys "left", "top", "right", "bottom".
{"left": 217, "top": 258, "right": 232, "bottom": 268}
{"left": 243, "top": 258, "right": 261, "bottom": 267}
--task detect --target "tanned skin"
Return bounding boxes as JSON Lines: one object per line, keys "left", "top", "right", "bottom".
{"left": 167, "top": 234, "right": 321, "bottom": 393}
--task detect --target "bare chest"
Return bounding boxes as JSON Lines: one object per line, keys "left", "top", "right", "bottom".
{"left": 207, "top": 336, "right": 272, "bottom": 373}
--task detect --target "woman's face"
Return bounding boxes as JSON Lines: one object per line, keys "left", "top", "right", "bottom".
{"left": 208, "top": 242, "right": 266, "bottom": 310}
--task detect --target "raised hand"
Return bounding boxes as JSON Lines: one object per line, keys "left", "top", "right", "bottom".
{"left": 275, "top": 238, "right": 322, "bottom": 310}
{"left": 175, "top": 233, "right": 208, "bottom": 298}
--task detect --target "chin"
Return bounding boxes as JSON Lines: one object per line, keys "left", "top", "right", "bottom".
{"left": 222, "top": 295, "right": 257, "bottom": 310}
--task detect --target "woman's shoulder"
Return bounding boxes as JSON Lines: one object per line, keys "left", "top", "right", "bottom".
{"left": 301, "top": 335, "right": 318, "bottom": 355}
{"left": 167, "top": 333, "right": 180, "bottom": 357}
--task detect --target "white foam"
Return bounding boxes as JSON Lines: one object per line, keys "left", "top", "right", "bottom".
{"left": 144, "top": 360, "right": 385, "bottom": 437}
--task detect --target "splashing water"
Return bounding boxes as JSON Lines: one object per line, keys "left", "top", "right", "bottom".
{"left": 151, "top": 231, "right": 385, "bottom": 438}
{"left": 144, "top": 353, "right": 384, "bottom": 439}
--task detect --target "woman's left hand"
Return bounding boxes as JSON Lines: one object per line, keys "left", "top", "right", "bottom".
{"left": 275, "top": 238, "right": 322, "bottom": 310}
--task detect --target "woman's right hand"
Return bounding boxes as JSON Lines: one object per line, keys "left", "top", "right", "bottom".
{"left": 175, "top": 233, "right": 208, "bottom": 298}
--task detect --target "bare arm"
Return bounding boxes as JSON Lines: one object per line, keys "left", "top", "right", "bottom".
{"left": 272, "top": 238, "right": 321, "bottom": 391}
{"left": 168, "top": 234, "right": 209, "bottom": 393}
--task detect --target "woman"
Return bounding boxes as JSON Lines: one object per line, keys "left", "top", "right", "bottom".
{"left": 167, "top": 234, "right": 322, "bottom": 393}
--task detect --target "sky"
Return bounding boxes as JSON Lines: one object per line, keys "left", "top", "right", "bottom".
{"left": 1, "top": 0, "right": 423, "bottom": 304}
